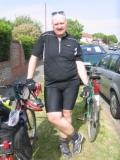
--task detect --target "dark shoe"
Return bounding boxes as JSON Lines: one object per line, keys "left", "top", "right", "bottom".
{"left": 59, "top": 142, "right": 72, "bottom": 159}
{"left": 72, "top": 134, "right": 84, "bottom": 154}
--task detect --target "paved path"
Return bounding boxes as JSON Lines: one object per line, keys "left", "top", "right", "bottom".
{"left": 1, "top": 64, "right": 44, "bottom": 97}
{"left": 14, "top": 62, "right": 44, "bottom": 82}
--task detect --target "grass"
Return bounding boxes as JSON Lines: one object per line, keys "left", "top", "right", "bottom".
{"left": 32, "top": 89, "right": 120, "bottom": 160}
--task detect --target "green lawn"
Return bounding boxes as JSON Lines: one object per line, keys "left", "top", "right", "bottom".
{"left": 32, "top": 95, "right": 120, "bottom": 160}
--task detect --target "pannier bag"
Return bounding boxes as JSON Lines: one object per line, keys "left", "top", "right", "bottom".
{"left": 0, "top": 100, "right": 11, "bottom": 122}
{"left": 14, "top": 124, "right": 32, "bottom": 160}
{"left": 0, "top": 122, "right": 32, "bottom": 160}
{"left": 0, "top": 122, "right": 19, "bottom": 156}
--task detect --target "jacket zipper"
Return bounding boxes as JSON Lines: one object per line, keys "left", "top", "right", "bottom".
{"left": 58, "top": 38, "right": 61, "bottom": 54}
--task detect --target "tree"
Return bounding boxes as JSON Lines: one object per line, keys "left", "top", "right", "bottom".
{"left": 108, "top": 34, "right": 118, "bottom": 44}
{"left": 12, "top": 16, "right": 42, "bottom": 40}
{"left": 102, "top": 34, "right": 118, "bottom": 45}
{"left": 93, "top": 32, "right": 118, "bottom": 45}
{"left": 92, "top": 33, "right": 105, "bottom": 39}
{"left": 103, "top": 35, "right": 110, "bottom": 44}
{"left": 12, "top": 16, "right": 42, "bottom": 59}
{"left": 12, "top": 23, "right": 41, "bottom": 40}
{"left": 14, "top": 16, "right": 41, "bottom": 30}
{"left": 67, "top": 19, "right": 84, "bottom": 41}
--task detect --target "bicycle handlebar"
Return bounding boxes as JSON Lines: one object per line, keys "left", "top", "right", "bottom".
{"left": 0, "top": 80, "right": 42, "bottom": 101}
{"left": 0, "top": 81, "right": 31, "bottom": 100}
{"left": 0, "top": 81, "right": 26, "bottom": 89}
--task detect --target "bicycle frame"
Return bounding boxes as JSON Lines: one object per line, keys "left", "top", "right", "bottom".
{"left": 86, "top": 78, "right": 100, "bottom": 119}
{"left": 80, "top": 73, "right": 100, "bottom": 142}
{"left": 85, "top": 81, "right": 94, "bottom": 119}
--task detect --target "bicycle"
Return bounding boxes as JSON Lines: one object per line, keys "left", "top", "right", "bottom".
{"left": 0, "top": 81, "right": 44, "bottom": 160}
{"left": 79, "top": 73, "right": 100, "bottom": 142}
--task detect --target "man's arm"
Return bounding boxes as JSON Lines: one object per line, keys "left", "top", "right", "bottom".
{"left": 76, "top": 60, "right": 88, "bottom": 85}
{"left": 27, "top": 55, "right": 38, "bottom": 79}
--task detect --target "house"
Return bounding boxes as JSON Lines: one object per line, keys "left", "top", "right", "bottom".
{"left": 81, "top": 32, "right": 93, "bottom": 43}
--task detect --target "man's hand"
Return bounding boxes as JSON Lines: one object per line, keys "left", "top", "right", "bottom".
{"left": 26, "top": 78, "right": 35, "bottom": 91}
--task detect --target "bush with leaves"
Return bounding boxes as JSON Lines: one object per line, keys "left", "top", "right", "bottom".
{"left": 12, "top": 16, "right": 42, "bottom": 59}
{"left": 67, "top": 19, "right": 83, "bottom": 42}
{"left": 12, "top": 23, "right": 41, "bottom": 40}
{"left": 0, "top": 19, "right": 12, "bottom": 61}
{"left": 17, "top": 35, "right": 36, "bottom": 59}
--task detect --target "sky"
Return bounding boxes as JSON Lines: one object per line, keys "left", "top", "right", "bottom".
{"left": 0, "top": 0, "right": 120, "bottom": 41}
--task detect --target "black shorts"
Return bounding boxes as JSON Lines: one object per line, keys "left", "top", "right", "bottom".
{"left": 44, "top": 80, "right": 80, "bottom": 112}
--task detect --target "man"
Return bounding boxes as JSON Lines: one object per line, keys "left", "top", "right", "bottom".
{"left": 26, "top": 11, "right": 89, "bottom": 158}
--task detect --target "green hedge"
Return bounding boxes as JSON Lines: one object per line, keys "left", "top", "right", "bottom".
{"left": 0, "top": 19, "right": 12, "bottom": 62}
{"left": 18, "top": 35, "right": 36, "bottom": 59}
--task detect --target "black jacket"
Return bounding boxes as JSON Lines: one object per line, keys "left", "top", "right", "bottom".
{"left": 32, "top": 31, "right": 82, "bottom": 85}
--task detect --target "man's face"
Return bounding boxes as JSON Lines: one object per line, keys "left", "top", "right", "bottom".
{"left": 52, "top": 15, "right": 67, "bottom": 37}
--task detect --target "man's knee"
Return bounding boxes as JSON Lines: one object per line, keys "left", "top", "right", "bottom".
{"left": 63, "top": 110, "right": 72, "bottom": 123}
{"left": 63, "top": 110, "right": 72, "bottom": 118}
{"left": 47, "top": 112, "right": 62, "bottom": 124}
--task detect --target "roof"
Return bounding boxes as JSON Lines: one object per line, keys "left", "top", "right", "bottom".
{"left": 82, "top": 32, "right": 93, "bottom": 39}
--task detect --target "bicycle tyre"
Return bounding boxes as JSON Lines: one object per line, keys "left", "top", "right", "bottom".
{"left": 87, "top": 98, "right": 100, "bottom": 142}
{"left": 25, "top": 108, "right": 36, "bottom": 145}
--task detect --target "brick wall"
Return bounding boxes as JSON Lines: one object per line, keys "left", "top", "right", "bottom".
{"left": 0, "top": 41, "right": 27, "bottom": 84}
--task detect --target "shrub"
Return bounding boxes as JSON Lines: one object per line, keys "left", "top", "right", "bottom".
{"left": 12, "top": 21, "right": 41, "bottom": 60}
{"left": 17, "top": 35, "right": 36, "bottom": 59}
{"left": 0, "top": 19, "right": 12, "bottom": 61}
{"left": 12, "top": 23, "right": 41, "bottom": 40}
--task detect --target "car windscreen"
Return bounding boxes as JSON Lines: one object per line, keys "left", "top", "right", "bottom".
{"left": 81, "top": 45, "right": 106, "bottom": 54}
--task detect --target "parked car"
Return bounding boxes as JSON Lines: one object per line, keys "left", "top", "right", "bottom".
{"left": 108, "top": 45, "right": 118, "bottom": 51}
{"left": 81, "top": 44, "right": 107, "bottom": 73}
{"left": 92, "top": 52, "right": 120, "bottom": 119}
{"left": 81, "top": 44, "right": 107, "bottom": 64}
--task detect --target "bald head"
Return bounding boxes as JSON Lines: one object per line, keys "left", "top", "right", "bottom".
{"left": 51, "top": 11, "right": 67, "bottom": 37}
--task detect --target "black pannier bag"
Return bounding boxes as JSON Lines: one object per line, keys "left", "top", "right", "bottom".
{"left": 0, "top": 122, "right": 18, "bottom": 155}
{"left": 0, "top": 100, "right": 10, "bottom": 123}
{"left": 14, "top": 123, "right": 33, "bottom": 160}
{"left": 0, "top": 115, "right": 32, "bottom": 160}
{"left": 0, "top": 122, "right": 32, "bottom": 160}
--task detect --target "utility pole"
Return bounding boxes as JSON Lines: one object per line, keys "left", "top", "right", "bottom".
{"left": 44, "top": 0, "right": 47, "bottom": 31}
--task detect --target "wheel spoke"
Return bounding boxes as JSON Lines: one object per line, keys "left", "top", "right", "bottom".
{"left": 26, "top": 109, "right": 36, "bottom": 145}
{"left": 87, "top": 98, "right": 100, "bottom": 142}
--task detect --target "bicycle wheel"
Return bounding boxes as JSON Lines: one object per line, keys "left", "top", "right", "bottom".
{"left": 25, "top": 108, "right": 36, "bottom": 145}
{"left": 87, "top": 98, "right": 100, "bottom": 142}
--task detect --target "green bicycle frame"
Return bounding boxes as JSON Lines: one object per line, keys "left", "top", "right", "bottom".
{"left": 84, "top": 81, "right": 94, "bottom": 120}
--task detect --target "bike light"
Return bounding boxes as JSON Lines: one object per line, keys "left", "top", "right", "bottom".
{"left": 34, "top": 82, "right": 42, "bottom": 96}
{"left": 93, "top": 80, "right": 100, "bottom": 94}
{"left": 3, "top": 140, "right": 10, "bottom": 150}
{"left": 26, "top": 99, "right": 43, "bottom": 111}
